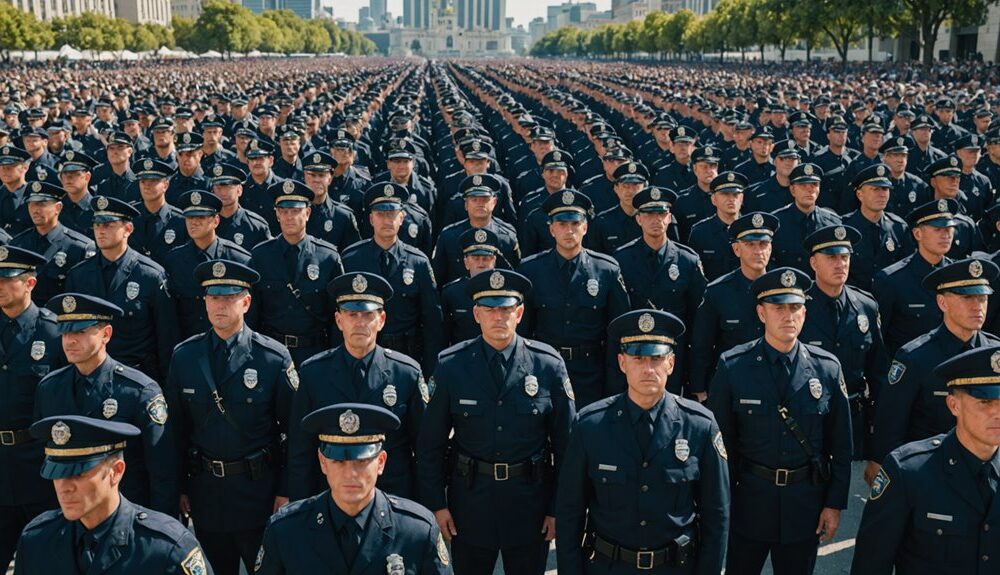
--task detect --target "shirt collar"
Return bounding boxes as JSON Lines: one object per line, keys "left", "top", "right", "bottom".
{"left": 763, "top": 339, "right": 798, "bottom": 366}
{"left": 75, "top": 499, "right": 121, "bottom": 546}
{"left": 328, "top": 494, "right": 374, "bottom": 534}
{"left": 7, "top": 302, "right": 39, "bottom": 332}
{"left": 484, "top": 336, "right": 517, "bottom": 365}
{"left": 625, "top": 393, "right": 666, "bottom": 424}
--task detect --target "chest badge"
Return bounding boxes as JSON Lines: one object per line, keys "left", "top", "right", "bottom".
{"left": 102, "top": 398, "right": 118, "bottom": 419}
{"left": 674, "top": 438, "right": 689, "bottom": 462}
{"left": 324, "top": 220, "right": 333, "bottom": 232}
{"left": 164, "top": 229, "right": 176, "bottom": 245}
{"left": 126, "top": 281, "right": 140, "bottom": 300}
{"left": 403, "top": 268, "right": 414, "bottom": 285}
{"left": 809, "top": 378, "right": 823, "bottom": 399}
{"left": 524, "top": 375, "right": 538, "bottom": 397}
{"left": 885, "top": 237, "right": 895, "bottom": 252}
{"left": 383, "top": 385, "right": 398, "bottom": 407}
{"left": 243, "top": 368, "right": 258, "bottom": 389}
{"left": 386, "top": 554, "right": 404, "bottom": 575}
{"left": 857, "top": 314, "right": 869, "bottom": 334}
{"left": 586, "top": 279, "right": 599, "bottom": 297}
{"left": 30, "top": 341, "right": 45, "bottom": 361}
{"left": 668, "top": 263, "right": 680, "bottom": 281}
{"left": 306, "top": 264, "right": 320, "bottom": 281}
{"left": 233, "top": 233, "right": 244, "bottom": 245}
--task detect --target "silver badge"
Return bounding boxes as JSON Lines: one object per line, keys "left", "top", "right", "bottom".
{"left": 408, "top": 223, "right": 418, "bottom": 238}
{"left": 126, "top": 281, "right": 140, "bottom": 300}
{"left": 383, "top": 385, "right": 398, "bottom": 407}
{"left": 164, "top": 229, "right": 176, "bottom": 244}
{"left": 858, "top": 314, "right": 869, "bottom": 334}
{"left": 283, "top": 180, "right": 295, "bottom": 194}
{"left": 51, "top": 421, "right": 71, "bottom": 445}
{"left": 144, "top": 159, "right": 153, "bottom": 170}
{"left": 62, "top": 295, "right": 76, "bottom": 313}
{"left": 886, "top": 237, "right": 895, "bottom": 252}
{"left": 30, "top": 341, "right": 45, "bottom": 361}
{"left": 876, "top": 165, "right": 886, "bottom": 176}
{"left": 524, "top": 375, "right": 538, "bottom": 397}
{"left": 970, "top": 260, "right": 983, "bottom": 278}
{"left": 96, "top": 196, "right": 109, "bottom": 210}
{"left": 780, "top": 270, "right": 796, "bottom": 287}
{"left": 307, "top": 264, "right": 320, "bottom": 281}
{"left": 937, "top": 199, "right": 948, "bottom": 212}
{"left": 418, "top": 376, "right": 430, "bottom": 404}
{"left": 668, "top": 264, "right": 680, "bottom": 281}
{"left": 809, "top": 378, "right": 823, "bottom": 399}
{"left": 834, "top": 226, "right": 846, "bottom": 240}
{"left": 908, "top": 191, "right": 916, "bottom": 203}
{"left": 243, "top": 368, "right": 258, "bottom": 389}
{"left": 324, "top": 219, "right": 333, "bottom": 232}
{"left": 991, "top": 351, "right": 1000, "bottom": 374}
{"left": 472, "top": 175, "right": 482, "bottom": 186}
{"left": 386, "top": 554, "right": 405, "bottom": 575}
{"left": 752, "top": 213, "right": 764, "bottom": 228}
{"left": 674, "top": 438, "right": 689, "bottom": 462}
{"left": 383, "top": 184, "right": 394, "bottom": 196}
{"left": 489, "top": 271, "right": 504, "bottom": 289}
{"left": 804, "top": 164, "right": 814, "bottom": 175}
{"left": 65, "top": 151, "right": 75, "bottom": 161}
{"left": 190, "top": 191, "right": 201, "bottom": 205}
{"left": 651, "top": 188, "right": 661, "bottom": 200}
{"left": 0, "top": 247, "right": 6, "bottom": 261}
{"left": 475, "top": 229, "right": 487, "bottom": 243}
{"left": 352, "top": 274, "right": 368, "bottom": 293}
{"left": 586, "top": 279, "right": 599, "bottom": 297}
{"left": 182, "top": 133, "right": 191, "bottom": 144}
{"left": 212, "top": 261, "right": 226, "bottom": 278}
{"left": 234, "top": 233, "right": 244, "bottom": 245}
{"left": 213, "top": 165, "right": 224, "bottom": 176}
{"left": 53, "top": 251, "right": 67, "bottom": 268}
{"left": 638, "top": 312, "right": 655, "bottom": 333}
{"left": 102, "top": 398, "right": 118, "bottom": 419}
{"left": 339, "top": 409, "right": 360, "bottom": 434}
{"left": 402, "top": 268, "right": 414, "bottom": 285}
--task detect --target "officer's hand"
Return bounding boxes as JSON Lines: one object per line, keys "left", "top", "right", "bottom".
{"left": 273, "top": 496, "right": 289, "bottom": 513}
{"left": 863, "top": 461, "right": 881, "bottom": 486}
{"left": 179, "top": 494, "right": 191, "bottom": 518}
{"left": 692, "top": 392, "right": 707, "bottom": 403}
{"left": 541, "top": 516, "right": 556, "bottom": 541}
{"left": 815, "top": 508, "right": 840, "bottom": 543}
{"left": 435, "top": 508, "right": 457, "bottom": 541}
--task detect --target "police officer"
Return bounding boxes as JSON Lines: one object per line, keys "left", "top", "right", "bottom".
{"left": 556, "top": 309, "right": 730, "bottom": 574}
{"left": 288, "top": 272, "right": 425, "bottom": 501}
{"left": 923, "top": 156, "right": 983, "bottom": 259}
{"left": 707, "top": 267, "right": 852, "bottom": 575}
{"left": 55, "top": 150, "right": 99, "bottom": 237}
{"left": 0, "top": 145, "right": 34, "bottom": 236}
{"left": 801, "top": 225, "right": 889, "bottom": 459}
{"left": 10, "top": 181, "right": 95, "bottom": 305}
{"left": 14, "top": 416, "right": 212, "bottom": 575}
{"left": 256, "top": 404, "right": 451, "bottom": 574}
{"left": 867, "top": 258, "right": 1000, "bottom": 484}
{"left": 770, "top": 163, "right": 842, "bottom": 273}
{"left": 873, "top": 199, "right": 957, "bottom": 354}
{"left": 166, "top": 131, "right": 209, "bottom": 206}
{"left": 164, "top": 191, "right": 251, "bottom": 338}
{"left": 441, "top": 227, "right": 503, "bottom": 346}
{"left": 689, "top": 212, "right": 778, "bottom": 400}
{"left": 35, "top": 293, "right": 179, "bottom": 515}
{"left": 209, "top": 162, "right": 272, "bottom": 250}
{"left": 882, "top": 136, "right": 930, "bottom": 218}
{"left": 517, "top": 150, "right": 575, "bottom": 257}
{"left": 614, "top": 187, "right": 707, "bottom": 396}
{"left": 166, "top": 259, "right": 295, "bottom": 575}
{"left": 241, "top": 138, "right": 285, "bottom": 234}
{"left": 672, "top": 144, "right": 722, "bottom": 242}
{"left": 416, "top": 269, "right": 574, "bottom": 575}
{"left": 518, "top": 189, "right": 630, "bottom": 408}
{"left": 687, "top": 172, "right": 746, "bottom": 282}
{"left": 843, "top": 164, "right": 912, "bottom": 290}
{"left": 128, "top": 157, "right": 188, "bottom": 266}
{"left": 851, "top": 345, "right": 1000, "bottom": 575}
{"left": 93, "top": 131, "right": 137, "bottom": 203}
{"left": 0, "top": 246, "right": 64, "bottom": 571}
{"left": 301, "top": 150, "right": 361, "bottom": 253}
{"left": 248, "top": 180, "right": 344, "bottom": 366}
{"left": 342, "top": 183, "right": 443, "bottom": 373}
{"left": 589, "top": 161, "right": 647, "bottom": 255}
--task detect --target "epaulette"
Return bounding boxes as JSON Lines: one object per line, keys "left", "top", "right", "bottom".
{"left": 219, "top": 237, "right": 251, "bottom": 257}
{"left": 386, "top": 494, "right": 436, "bottom": 526}
{"left": 21, "top": 508, "right": 63, "bottom": 533}
{"left": 894, "top": 434, "right": 944, "bottom": 460}
{"left": 134, "top": 252, "right": 167, "bottom": 274}
{"left": 494, "top": 219, "right": 517, "bottom": 234}
{"left": 442, "top": 277, "right": 466, "bottom": 291}
{"left": 719, "top": 339, "right": 757, "bottom": 360}
{"left": 803, "top": 342, "right": 840, "bottom": 365}
{"left": 522, "top": 338, "right": 562, "bottom": 361}
{"left": 615, "top": 237, "right": 642, "bottom": 252}
{"left": 584, "top": 248, "right": 620, "bottom": 266}
{"left": 576, "top": 394, "right": 618, "bottom": 419}
{"left": 519, "top": 251, "right": 546, "bottom": 266}
{"left": 674, "top": 242, "right": 699, "bottom": 258}
{"left": 250, "top": 331, "right": 294, "bottom": 359}
{"left": 399, "top": 242, "right": 430, "bottom": 259}
{"left": 310, "top": 237, "right": 339, "bottom": 253}
{"left": 38, "top": 307, "right": 58, "bottom": 323}
{"left": 113, "top": 363, "right": 158, "bottom": 388}
{"left": 173, "top": 331, "right": 209, "bottom": 352}
{"left": 299, "top": 347, "right": 339, "bottom": 369}
{"left": 382, "top": 347, "right": 421, "bottom": 371}
{"left": 707, "top": 270, "right": 738, "bottom": 288}
{"left": 897, "top": 330, "right": 934, "bottom": 356}
{"left": 243, "top": 209, "right": 269, "bottom": 224}
{"left": 341, "top": 238, "right": 369, "bottom": 256}
{"left": 439, "top": 220, "right": 464, "bottom": 234}
{"left": 438, "top": 338, "right": 478, "bottom": 359}
{"left": 594, "top": 205, "right": 618, "bottom": 219}
{"left": 674, "top": 395, "right": 715, "bottom": 421}
{"left": 132, "top": 508, "right": 192, "bottom": 544}
{"left": 267, "top": 494, "right": 316, "bottom": 525}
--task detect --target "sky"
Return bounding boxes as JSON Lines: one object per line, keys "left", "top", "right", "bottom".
{"left": 332, "top": 0, "right": 612, "bottom": 28}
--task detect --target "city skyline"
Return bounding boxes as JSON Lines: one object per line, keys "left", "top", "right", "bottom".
{"left": 336, "top": 0, "right": 612, "bottom": 27}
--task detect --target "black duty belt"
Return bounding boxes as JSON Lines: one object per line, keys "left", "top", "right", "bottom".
{"left": 0, "top": 429, "right": 32, "bottom": 446}
{"left": 742, "top": 460, "right": 811, "bottom": 486}
{"left": 455, "top": 453, "right": 533, "bottom": 481}
{"left": 592, "top": 533, "right": 683, "bottom": 570}
{"left": 199, "top": 451, "right": 273, "bottom": 478}
{"left": 556, "top": 344, "right": 602, "bottom": 361}
{"left": 267, "top": 332, "right": 328, "bottom": 349}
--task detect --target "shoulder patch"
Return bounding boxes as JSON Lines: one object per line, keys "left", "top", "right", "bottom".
{"left": 888, "top": 361, "right": 905, "bottom": 385}
{"left": 181, "top": 546, "right": 208, "bottom": 575}
{"left": 419, "top": 376, "right": 431, "bottom": 404}
{"left": 285, "top": 365, "right": 299, "bottom": 391}
{"left": 713, "top": 431, "right": 728, "bottom": 461}
{"left": 563, "top": 378, "right": 575, "bottom": 401}
{"left": 869, "top": 467, "right": 891, "bottom": 500}
{"left": 436, "top": 532, "right": 450, "bottom": 566}
{"left": 146, "top": 394, "right": 168, "bottom": 425}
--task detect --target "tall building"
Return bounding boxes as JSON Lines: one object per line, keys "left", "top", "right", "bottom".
{"left": 391, "top": 0, "right": 511, "bottom": 55}
{"left": 11, "top": 0, "right": 116, "bottom": 22}
{"left": 113, "top": 0, "right": 171, "bottom": 23}
{"left": 370, "top": 0, "right": 386, "bottom": 26}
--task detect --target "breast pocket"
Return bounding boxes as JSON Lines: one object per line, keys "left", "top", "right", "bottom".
{"left": 662, "top": 460, "right": 700, "bottom": 508}
{"left": 734, "top": 396, "right": 770, "bottom": 436}
{"left": 913, "top": 510, "right": 973, "bottom": 566}
{"left": 589, "top": 463, "right": 628, "bottom": 508}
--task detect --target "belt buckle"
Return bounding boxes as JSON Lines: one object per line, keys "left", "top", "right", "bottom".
{"left": 285, "top": 335, "right": 299, "bottom": 348}
{"left": 210, "top": 460, "right": 226, "bottom": 478}
{"left": 775, "top": 468, "right": 789, "bottom": 487}
{"left": 636, "top": 550, "right": 655, "bottom": 570}
{"left": 0, "top": 431, "right": 14, "bottom": 445}
{"left": 493, "top": 463, "right": 509, "bottom": 481}
{"left": 560, "top": 347, "right": 573, "bottom": 360}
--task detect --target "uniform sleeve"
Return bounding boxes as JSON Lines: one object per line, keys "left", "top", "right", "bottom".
{"left": 275, "top": 352, "right": 297, "bottom": 497}
{"left": 431, "top": 236, "right": 448, "bottom": 285}
{"left": 153, "top": 278, "right": 181, "bottom": 381}
{"left": 517, "top": 212, "right": 539, "bottom": 259}
{"left": 823, "top": 366, "right": 853, "bottom": 510}
{"left": 172, "top": 533, "right": 214, "bottom": 575}
{"left": 695, "top": 420, "right": 730, "bottom": 575}
{"left": 603, "top": 268, "right": 631, "bottom": 398}
{"left": 163, "top": 353, "right": 192, "bottom": 494}
{"left": 869, "top": 352, "right": 918, "bottom": 463}
{"left": 415, "top": 362, "right": 453, "bottom": 513}
{"left": 141, "top": 386, "right": 180, "bottom": 517}
{"left": 554, "top": 417, "right": 588, "bottom": 575}
{"left": 286, "top": 367, "right": 317, "bottom": 502}
{"left": 870, "top": 272, "right": 895, "bottom": 350}
{"left": 705, "top": 357, "right": 737, "bottom": 478}
{"left": 850, "top": 455, "right": 908, "bottom": 575}
{"left": 253, "top": 520, "right": 285, "bottom": 575}
{"left": 863, "top": 305, "right": 890, "bottom": 403}
{"left": 546, "top": 356, "right": 575, "bottom": 516}
{"left": 421, "top": 523, "right": 454, "bottom": 574}
{"left": 688, "top": 294, "right": 721, "bottom": 395}
{"left": 418, "top": 261, "right": 445, "bottom": 373}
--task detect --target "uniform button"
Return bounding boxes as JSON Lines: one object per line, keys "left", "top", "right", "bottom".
{"left": 601, "top": 478, "right": 607, "bottom": 483}
{"left": 641, "top": 485, "right": 648, "bottom": 492}
{"left": 639, "top": 520, "right": 646, "bottom": 526}
{"left": 642, "top": 462, "right": 648, "bottom": 468}
{"left": 983, "top": 555, "right": 989, "bottom": 562}
{"left": 496, "top": 426, "right": 503, "bottom": 431}
{"left": 497, "top": 401, "right": 503, "bottom": 406}
{"left": 463, "top": 412, "right": 469, "bottom": 417}
{"left": 985, "top": 524, "right": 990, "bottom": 532}
{"left": 936, "top": 529, "right": 943, "bottom": 535}
{"left": 532, "top": 409, "right": 538, "bottom": 415}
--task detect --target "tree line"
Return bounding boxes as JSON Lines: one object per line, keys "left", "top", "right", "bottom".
{"left": 530, "top": 0, "right": 999, "bottom": 66}
{"left": 0, "top": 0, "right": 378, "bottom": 58}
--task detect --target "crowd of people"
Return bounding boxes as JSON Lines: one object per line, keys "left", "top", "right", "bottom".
{"left": 0, "top": 55, "right": 996, "bottom": 575}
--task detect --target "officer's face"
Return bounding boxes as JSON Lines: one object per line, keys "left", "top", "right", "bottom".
{"left": 259, "top": 116, "right": 275, "bottom": 131}
{"left": 856, "top": 184, "right": 891, "bottom": 212}
{"left": 549, "top": 219, "right": 587, "bottom": 250}
{"left": 53, "top": 456, "right": 125, "bottom": 525}
{"left": 177, "top": 150, "right": 202, "bottom": 174}
{"left": 465, "top": 195, "right": 496, "bottom": 220}
{"left": 957, "top": 148, "right": 980, "bottom": 170}
{"left": 331, "top": 147, "right": 354, "bottom": 168}
{"left": 635, "top": 211, "right": 670, "bottom": 239}
{"left": 465, "top": 158, "right": 489, "bottom": 175}
{"left": 913, "top": 224, "right": 954, "bottom": 256}
{"left": 370, "top": 209, "right": 404, "bottom": 242}
{"left": 106, "top": 143, "right": 132, "bottom": 166}
{"left": 931, "top": 174, "right": 960, "bottom": 197}
{"left": 531, "top": 139, "right": 554, "bottom": 160}
{"left": 791, "top": 125, "right": 810, "bottom": 141}
{"left": 711, "top": 191, "right": 743, "bottom": 218}
{"left": 212, "top": 183, "right": 242, "bottom": 208}
{"left": 473, "top": 304, "right": 523, "bottom": 344}
{"left": 618, "top": 353, "right": 674, "bottom": 399}
{"left": 883, "top": 151, "right": 907, "bottom": 175}
{"left": 935, "top": 109, "right": 955, "bottom": 124}
{"left": 862, "top": 132, "right": 884, "bottom": 151}
{"left": 947, "top": 390, "right": 1000, "bottom": 448}
{"left": 774, "top": 156, "right": 799, "bottom": 178}
{"left": 248, "top": 156, "right": 274, "bottom": 178}
{"left": 388, "top": 158, "right": 413, "bottom": 180}
{"left": 757, "top": 302, "right": 805, "bottom": 343}
{"left": 790, "top": 182, "right": 820, "bottom": 210}
{"left": 0, "top": 273, "right": 35, "bottom": 310}
{"left": 912, "top": 127, "right": 932, "bottom": 145}
{"left": 750, "top": 138, "right": 773, "bottom": 159}
{"left": 614, "top": 182, "right": 643, "bottom": 208}
{"left": 673, "top": 141, "right": 694, "bottom": 163}
{"left": 542, "top": 168, "right": 568, "bottom": 191}
{"left": 62, "top": 324, "right": 112, "bottom": 365}
{"left": 59, "top": 170, "right": 91, "bottom": 195}
{"left": 733, "top": 239, "right": 771, "bottom": 271}
{"left": 603, "top": 158, "right": 626, "bottom": 178}
{"left": 303, "top": 170, "right": 332, "bottom": 197}
{"left": 202, "top": 127, "right": 222, "bottom": 146}
{"left": 206, "top": 292, "right": 251, "bottom": 332}
{"left": 989, "top": 142, "right": 1000, "bottom": 161}
{"left": 151, "top": 128, "right": 173, "bottom": 148}
{"left": 276, "top": 206, "right": 310, "bottom": 237}
{"left": 319, "top": 450, "right": 387, "bottom": 511}
{"left": 27, "top": 199, "right": 61, "bottom": 228}
{"left": 93, "top": 220, "right": 132, "bottom": 251}
{"left": 0, "top": 162, "right": 28, "bottom": 185}
{"left": 938, "top": 292, "right": 988, "bottom": 332}
{"left": 335, "top": 309, "right": 385, "bottom": 350}
{"left": 694, "top": 161, "right": 719, "bottom": 186}
{"left": 21, "top": 135, "right": 44, "bottom": 155}
{"left": 810, "top": 253, "right": 850, "bottom": 288}
{"left": 463, "top": 254, "right": 496, "bottom": 276}
{"left": 279, "top": 138, "right": 300, "bottom": 158}
{"left": 185, "top": 214, "right": 218, "bottom": 242}
{"left": 139, "top": 178, "right": 168, "bottom": 204}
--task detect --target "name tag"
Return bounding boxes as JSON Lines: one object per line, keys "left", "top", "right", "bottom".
{"left": 703, "top": 250, "right": 715, "bottom": 254}
{"left": 933, "top": 391, "right": 949, "bottom": 397}
{"left": 725, "top": 319, "right": 740, "bottom": 324}
{"left": 808, "top": 341, "right": 824, "bottom": 346}
{"left": 459, "top": 399, "right": 478, "bottom": 405}
{"left": 927, "top": 513, "right": 953, "bottom": 522}
{"left": 597, "top": 464, "right": 618, "bottom": 472}
{"left": 908, "top": 304, "right": 925, "bottom": 309}
{"left": 826, "top": 166, "right": 845, "bottom": 175}
{"left": 455, "top": 308, "right": 467, "bottom": 313}
{"left": 182, "top": 388, "right": 195, "bottom": 394}
{"left": 739, "top": 399, "right": 762, "bottom": 405}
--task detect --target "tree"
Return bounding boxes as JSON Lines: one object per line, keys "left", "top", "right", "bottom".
{"left": 902, "top": 0, "right": 999, "bottom": 65}
{"left": 814, "top": 0, "right": 866, "bottom": 67}
{"left": 660, "top": 9, "right": 694, "bottom": 58}
{"left": 0, "top": 1, "right": 53, "bottom": 59}
{"left": 256, "top": 15, "right": 286, "bottom": 53}
{"left": 192, "top": 0, "right": 261, "bottom": 56}
{"left": 640, "top": 11, "right": 668, "bottom": 57}
{"left": 128, "top": 24, "right": 159, "bottom": 51}
{"left": 172, "top": 16, "right": 197, "bottom": 51}
{"left": 51, "top": 13, "right": 127, "bottom": 51}
{"left": 302, "top": 20, "right": 331, "bottom": 53}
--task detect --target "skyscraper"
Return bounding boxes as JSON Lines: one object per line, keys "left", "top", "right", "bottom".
{"left": 370, "top": 0, "right": 386, "bottom": 26}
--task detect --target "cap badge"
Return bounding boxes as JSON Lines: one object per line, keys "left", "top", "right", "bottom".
{"left": 727, "top": 173, "right": 735, "bottom": 182}
{"left": 876, "top": 165, "right": 886, "bottom": 176}
{"left": 803, "top": 164, "right": 813, "bottom": 176}
{"left": 190, "top": 191, "right": 201, "bottom": 205}
{"left": 561, "top": 190, "right": 574, "bottom": 205}
{"left": 65, "top": 151, "right": 74, "bottom": 161}
{"left": 489, "top": 271, "right": 504, "bottom": 289}
{"left": 780, "top": 270, "right": 796, "bottom": 288}
{"left": 339, "top": 409, "right": 360, "bottom": 434}
{"left": 473, "top": 175, "right": 482, "bottom": 186}
{"left": 352, "top": 274, "right": 368, "bottom": 293}
{"left": 938, "top": 199, "right": 948, "bottom": 212}
{"left": 474, "top": 229, "right": 487, "bottom": 243}
{"left": 970, "top": 260, "right": 984, "bottom": 278}
{"left": 212, "top": 261, "right": 226, "bottom": 278}
{"left": 638, "top": 312, "right": 655, "bottom": 333}
{"left": 472, "top": 141, "right": 480, "bottom": 151}
{"left": 383, "top": 184, "right": 394, "bottom": 197}
{"left": 213, "top": 165, "right": 223, "bottom": 176}
{"left": 51, "top": 421, "right": 71, "bottom": 445}
{"left": 182, "top": 133, "right": 191, "bottom": 144}
{"left": 62, "top": 295, "right": 76, "bottom": 313}
{"left": 282, "top": 180, "right": 295, "bottom": 194}
{"left": 950, "top": 157, "right": 958, "bottom": 166}
{"left": 553, "top": 152, "right": 561, "bottom": 161}
{"left": 144, "top": 159, "right": 153, "bottom": 170}
{"left": 752, "top": 213, "right": 764, "bottom": 228}
{"left": 677, "top": 127, "right": 685, "bottom": 136}
{"left": 96, "top": 196, "right": 109, "bottom": 210}
{"left": 991, "top": 351, "right": 1000, "bottom": 374}
{"left": 628, "top": 163, "right": 637, "bottom": 174}
{"left": 834, "top": 226, "right": 846, "bottom": 240}
{"left": 0, "top": 247, "right": 7, "bottom": 261}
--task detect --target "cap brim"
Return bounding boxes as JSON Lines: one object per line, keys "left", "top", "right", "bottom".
{"left": 0, "top": 268, "right": 30, "bottom": 278}
{"left": 733, "top": 233, "right": 773, "bottom": 242}
{"left": 92, "top": 214, "right": 128, "bottom": 224}
{"left": 464, "top": 153, "right": 489, "bottom": 160}
{"left": 338, "top": 300, "right": 383, "bottom": 312}
{"left": 319, "top": 442, "right": 382, "bottom": 461}
{"left": 962, "top": 385, "right": 1000, "bottom": 399}
{"left": 464, "top": 248, "right": 498, "bottom": 257}
{"left": 212, "top": 178, "right": 242, "bottom": 185}
{"left": 616, "top": 176, "right": 647, "bottom": 184}
{"left": 136, "top": 174, "right": 167, "bottom": 180}
{"left": 942, "top": 285, "right": 994, "bottom": 296}
{"left": 26, "top": 195, "right": 60, "bottom": 203}
{"left": 57, "top": 320, "right": 100, "bottom": 334}
{"left": 275, "top": 200, "right": 309, "bottom": 209}
{"left": 245, "top": 152, "right": 272, "bottom": 159}
{"left": 922, "top": 218, "right": 957, "bottom": 228}
{"left": 621, "top": 342, "right": 673, "bottom": 357}
{"left": 176, "top": 146, "right": 201, "bottom": 153}
{"left": 59, "top": 165, "right": 88, "bottom": 173}
{"left": 183, "top": 209, "right": 217, "bottom": 218}
{"left": 672, "top": 137, "right": 696, "bottom": 143}
{"left": 370, "top": 202, "right": 403, "bottom": 211}
{"left": 204, "top": 285, "right": 249, "bottom": 296}
{"left": 861, "top": 178, "right": 893, "bottom": 188}
{"left": 549, "top": 211, "right": 586, "bottom": 222}
{"left": 475, "top": 296, "right": 522, "bottom": 307}
{"left": 41, "top": 453, "right": 110, "bottom": 480}
{"left": 815, "top": 246, "right": 853, "bottom": 255}
{"left": 933, "top": 170, "right": 962, "bottom": 177}
{"left": 775, "top": 152, "right": 802, "bottom": 159}
{"left": 637, "top": 206, "right": 671, "bottom": 213}
{"left": 759, "top": 293, "right": 806, "bottom": 304}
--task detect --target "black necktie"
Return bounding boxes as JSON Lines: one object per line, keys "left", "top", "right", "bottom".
{"left": 490, "top": 353, "right": 506, "bottom": 390}
{"left": 778, "top": 355, "right": 793, "bottom": 399}
{"left": 979, "top": 463, "right": 997, "bottom": 508}
{"left": 351, "top": 359, "right": 367, "bottom": 393}
{"left": 831, "top": 299, "right": 842, "bottom": 328}
{"left": 379, "top": 250, "right": 393, "bottom": 278}
{"left": 213, "top": 339, "right": 231, "bottom": 382}
{"left": 79, "top": 531, "right": 97, "bottom": 571}
{"left": 285, "top": 244, "right": 300, "bottom": 280}
{"left": 340, "top": 520, "right": 361, "bottom": 568}
{"left": 637, "top": 412, "right": 653, "bottom": 456}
